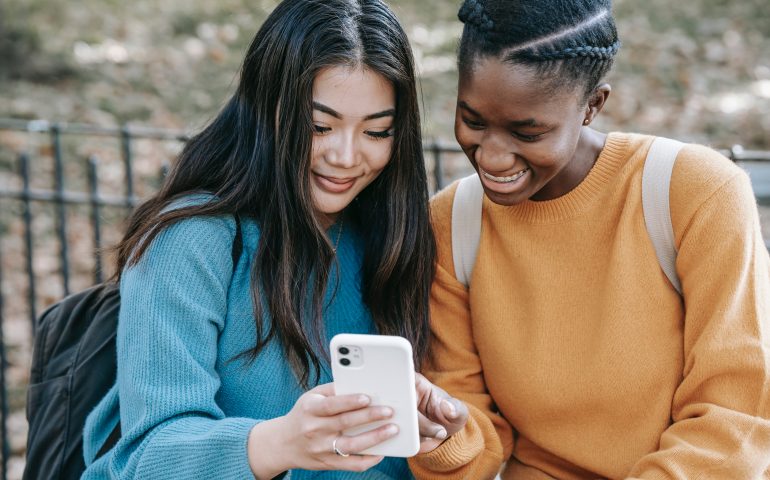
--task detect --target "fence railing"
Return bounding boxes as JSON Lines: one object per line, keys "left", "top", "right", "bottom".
{"left": 1, "top": 118, "right": 770, "bottom": 479}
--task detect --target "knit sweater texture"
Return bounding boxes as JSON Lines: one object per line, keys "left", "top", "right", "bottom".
{"left": 81, "top": 211, "right": 412, "bottom": 479}
{"left": 409, "top": 132, "right": 770, "bottom": 479}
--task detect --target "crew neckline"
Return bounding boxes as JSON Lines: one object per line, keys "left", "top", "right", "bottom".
{"left": 485, "top": 132, "right": 631, "bottom": 223}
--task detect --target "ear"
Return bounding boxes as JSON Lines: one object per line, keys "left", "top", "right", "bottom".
{"left": 582, "top": 83, "right": 611, "bottom": 126}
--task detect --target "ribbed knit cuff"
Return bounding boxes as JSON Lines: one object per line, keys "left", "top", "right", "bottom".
{"left": 134, "top": 416, "right": 261, "bottom": 479}
{"left": 411, "top": 416, "right": 484, "bottom": 472}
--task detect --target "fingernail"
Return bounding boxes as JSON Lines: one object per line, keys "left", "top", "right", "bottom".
{"left": 385, "top": 424, "right": 399, "bottom": 435}
{"left": 358, "top": 395, "right": 370, "bottom": 406}
{"left": 443, "top": 400, "right": 457, "bottom": 417}
{"left": 435, "top": 428, "right": 447, "bottom": 440}
{"left": 379, "top": 407, "right": 393, "bottom": 417}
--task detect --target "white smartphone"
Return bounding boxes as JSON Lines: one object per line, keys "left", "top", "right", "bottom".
{"left": 330, "top": 333, "right": 420, "bottom": 457}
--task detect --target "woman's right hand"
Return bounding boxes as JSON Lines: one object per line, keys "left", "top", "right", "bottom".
{"left": 247, "top": 382, "right": 398, "bottom": 479}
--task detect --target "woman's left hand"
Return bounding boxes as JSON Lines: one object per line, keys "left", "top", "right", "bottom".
{"left": 414, "top": 372, "right": 469, "bottom": 453}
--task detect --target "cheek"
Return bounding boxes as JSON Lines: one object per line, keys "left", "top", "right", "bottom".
{"left": 365, "top": 141, "right": 393, "bottom": 173}
{"left": 454, "top": 122, "right": 477, "bottom": 149}
{"left": 310, "top": 135, "right": 327, "bottom": 163}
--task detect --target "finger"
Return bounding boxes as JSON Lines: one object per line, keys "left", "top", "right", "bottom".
{"left": 417, "top": 411, "right": 447, "bottom": 440}
{"left": 309, "top": 382, "right": 337, "bottom": 397}
{"left": 331, "top": 406, "right": 394, "bottom": 432}
{"left": 414, "top": 372, "right": 433, "bottom": 399}
{"left": 418, "top": 437, "right": 443, "bottom": 455}
{"left": 334, "top": 423, "right": 399, "bottom": 455}
{"left": 441, "top": 398, "right": 458, "bottom": 419}
{"left": 307, "top": 393, "right": 371, "bottom": 417}
{"left": 441, "top": 398, "right": 469, "bottom": 427}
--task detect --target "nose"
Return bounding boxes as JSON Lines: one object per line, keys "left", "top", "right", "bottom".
{"left": 325, "top": 131, "right": 359, "bottom": 169}
{"left": 476, "top": 131, "right": 515, "bottom": 173}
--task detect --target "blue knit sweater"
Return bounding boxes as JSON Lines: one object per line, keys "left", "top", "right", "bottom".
{"left": 81, "top": 213, "right": 413, "bottom": 479}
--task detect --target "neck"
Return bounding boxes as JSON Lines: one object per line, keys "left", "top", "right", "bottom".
{"left": 316, "top": 212, "right": 339, "bottom": 231}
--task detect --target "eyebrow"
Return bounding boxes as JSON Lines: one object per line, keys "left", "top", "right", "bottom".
{"left": 313, "top": 101, "right": 395, "bottom": 121}
{"left": 458, "top": 101, "right": 548, "bottom": 128}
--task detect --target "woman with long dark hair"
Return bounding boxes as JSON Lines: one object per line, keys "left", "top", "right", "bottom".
{"left": 80, "top": 1, "right": 463, "bottom": 478}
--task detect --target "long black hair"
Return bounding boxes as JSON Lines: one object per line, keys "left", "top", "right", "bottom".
{"left": 458, "top": 0, "right": 620, "bottom": 100}
{"left": 116, "top": 0, "right": 435, "bottom": 388}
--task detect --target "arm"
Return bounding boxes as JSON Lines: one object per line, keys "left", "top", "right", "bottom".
{"left": 627, "top": 169, "right": 770, "bottom": 478}
{"left": 409, "top": 187, "right": 514, "bottom": 480}
{"left": 108, "top": 215, "right": 258, "bottom": 479}
{"left": 108, "top": 216, "right": 400, "bottom": 479}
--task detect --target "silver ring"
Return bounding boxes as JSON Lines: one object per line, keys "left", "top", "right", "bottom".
{"left": 332, "top": 436, "right": 350, "bottom": 457}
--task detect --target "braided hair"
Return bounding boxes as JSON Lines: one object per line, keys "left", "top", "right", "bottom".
{"left": 458, "top": 0, "right": 620, "bottom": 100}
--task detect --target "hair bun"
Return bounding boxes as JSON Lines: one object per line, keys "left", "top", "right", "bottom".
{"left": 458, "top": 0, "right": 494, "bottom": 33}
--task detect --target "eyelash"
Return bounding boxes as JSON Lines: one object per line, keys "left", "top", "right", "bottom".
{"left": 461, "top": 117, "right": 543, "bottom": 142}
{"left": 312, "top": 125, "right": 394, "bottom": 140}
{"left": 366, "top": 129, "right": 394, "bottom": 140}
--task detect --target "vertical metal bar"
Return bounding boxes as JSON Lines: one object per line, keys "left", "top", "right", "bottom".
{"left": 20, "top": 153, "right": 37, "bottom": 335}
{"left": 51, "top": 124, "right": 70, "bottom": 296}
{"left": 0, "top": 210, "right": 9, "bottom": 480}
{"left": 88, "top": 156, "right": 103, "bottom": 284}
{"left": 121, "top": 126, "right": 135, "bottom": 204}
{"left": 432, "top": 142, "right": 444, "bottom": 191}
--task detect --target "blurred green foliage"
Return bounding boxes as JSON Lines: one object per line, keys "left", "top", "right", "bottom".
{"left": 0, "top": 0, "right": 768, "bottom": 146}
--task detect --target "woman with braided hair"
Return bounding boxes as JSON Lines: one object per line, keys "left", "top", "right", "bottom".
{"left": 409, "top": 0, "right": 770, "bottom": 478}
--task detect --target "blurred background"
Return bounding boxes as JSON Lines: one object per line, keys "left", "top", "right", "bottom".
{"left": 0, "top": 0, "right": 768, "bottom": 478}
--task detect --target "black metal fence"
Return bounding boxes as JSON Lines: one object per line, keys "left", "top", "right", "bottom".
{"left": 0, "top": 118, "right": 770, "bottom": 479}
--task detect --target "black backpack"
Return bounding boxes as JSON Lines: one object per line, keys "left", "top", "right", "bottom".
{"left": 24, "top": 218, "right": 242, "bottom": 480}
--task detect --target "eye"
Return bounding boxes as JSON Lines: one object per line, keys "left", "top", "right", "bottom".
{"left": 461, "top": 117, "right": 485, "bottom": 130}
{"left": 513, "top": 132, "right": 545, "bottom": 142}
{"left": 365, "top": 129, "right": 394, "bottom": 140}
{"left": 312, "top": 124, "right": 331, "bottom": 135}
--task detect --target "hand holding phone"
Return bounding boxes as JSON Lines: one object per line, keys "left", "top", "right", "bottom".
{"left": 331, "top": 333, "right": 421, "bottom": 457}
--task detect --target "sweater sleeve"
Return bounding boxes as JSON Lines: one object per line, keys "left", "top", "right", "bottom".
{"left": 107, "top": 215, "right": 259, "bottom": 479}
{"left": 627, "top": 166, "right": 770, "bottom": 478}
{"left": 409, "top": 184, "right": 514, "bottom": 480}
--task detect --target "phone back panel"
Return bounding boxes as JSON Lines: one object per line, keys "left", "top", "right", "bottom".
{"left": 330, "top": 334, "right": 419, "bottom": 457}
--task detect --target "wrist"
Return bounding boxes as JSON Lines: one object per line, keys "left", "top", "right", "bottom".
{"left": 247, "top": 416, "right": 291, "bottom": 479}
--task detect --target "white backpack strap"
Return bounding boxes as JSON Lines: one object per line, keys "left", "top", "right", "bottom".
{"left": 642, "top": 137, "right": 684, "bottom": 295}
{"left": 451, "top": 174, "right": 485, "bottom": 287}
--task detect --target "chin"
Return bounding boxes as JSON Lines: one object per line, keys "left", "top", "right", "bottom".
{"left": 484, "top": 189, "right": 528, "bottom": 207}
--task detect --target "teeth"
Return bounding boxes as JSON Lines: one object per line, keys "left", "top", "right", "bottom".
{"left": 482, "top": 168, "right": 529, "bottom": 183}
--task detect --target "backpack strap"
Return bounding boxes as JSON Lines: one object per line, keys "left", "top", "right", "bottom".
{"left": 451, "top": 174, "right": 485, "bottom": 287}
{"left": 642, "top": 137, "right": 684, "bottom": 295}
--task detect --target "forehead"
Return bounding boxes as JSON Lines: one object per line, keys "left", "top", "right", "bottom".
{"left": 312, "top": 66, "right": 395, "bottom": 117}
{"left": 458, "top": 56, "right": 581, "bottom": 120}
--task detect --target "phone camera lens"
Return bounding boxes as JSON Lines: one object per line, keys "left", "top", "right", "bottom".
{"left": 340, "top": 358, "right": 351, "bottom": 366}
{"left": 338, "top": 347, "right": 350, "bottom": 355}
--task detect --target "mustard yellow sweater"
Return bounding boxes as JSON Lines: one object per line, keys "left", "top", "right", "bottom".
{"left": 409, "top": 133, "right": 770, "bottom": 479}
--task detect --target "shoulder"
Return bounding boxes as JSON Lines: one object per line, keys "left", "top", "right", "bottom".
{"left": 667, "top": 140, "right": 754, "bottom": 241}
{"left": 673, "top": 142, "right": 747, "bottom": 197}
{"left": 130, "top": 208, "right": 240, "bottom": 277}
{"left": 147, "top": 192, "right": 240, "bottom": 257}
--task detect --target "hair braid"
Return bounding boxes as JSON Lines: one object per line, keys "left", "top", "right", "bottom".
{"left": 458, "top": 0, "right": 620, "bottom": 100}
{"left": 527, "top": 40, "right": 621, "bottom": 61}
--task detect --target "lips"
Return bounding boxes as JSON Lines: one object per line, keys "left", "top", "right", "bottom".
{"left": 481, "top": 168, "right": 530, "bottom": 183}
{"left": 313, "top": 172, "right": 356, "bottom": 193}
{"left": 478, "top": 167, "right": 530, "bottom": 195}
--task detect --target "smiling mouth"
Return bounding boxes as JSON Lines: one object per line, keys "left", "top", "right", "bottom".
{"left": 313, "top": 172, "right": 357, "bottom": 193}
{"left": 481, "top": 168, "right": 530, "bottom": 183}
